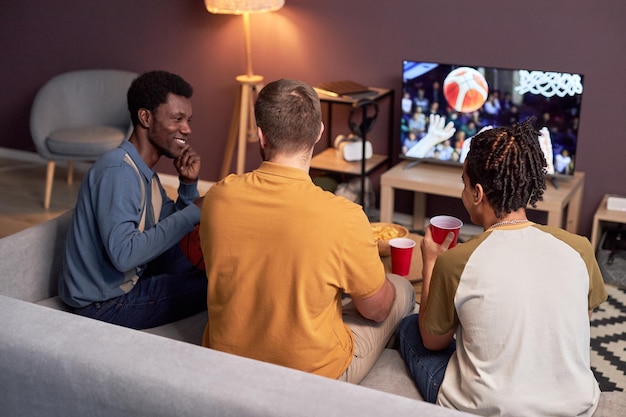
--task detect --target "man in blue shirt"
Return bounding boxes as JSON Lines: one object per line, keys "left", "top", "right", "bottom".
{"left": 59, "top": 70, "right": 207, "bottom": 329}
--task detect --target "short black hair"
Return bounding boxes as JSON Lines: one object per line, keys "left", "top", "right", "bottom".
{"left": 465, "top": 118, "right": 547, "bottom": 218}
{"left": 127, "top": 70, "right": 193, "bottom": 125}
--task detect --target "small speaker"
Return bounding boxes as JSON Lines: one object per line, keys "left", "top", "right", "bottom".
{"left": 607, "top": 196, "right": 626, "bottom": 212}
{"left": 334, "top": 134, "right": 372, "bottom": 162}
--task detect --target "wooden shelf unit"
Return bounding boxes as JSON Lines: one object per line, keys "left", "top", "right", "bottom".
{"left": 310, "top": 87, "right": 395, "bottom": 205}
{"left": 591, "top": 194, "right": 626, "bottom": 250}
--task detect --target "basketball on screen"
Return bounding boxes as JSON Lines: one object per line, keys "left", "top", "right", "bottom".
{"left": 443, "top": 67, "right": 489, "bottom": 113}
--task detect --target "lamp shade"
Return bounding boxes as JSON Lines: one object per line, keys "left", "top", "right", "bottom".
{"left": 204, "top": 0, "right": 284, "bottom": 14}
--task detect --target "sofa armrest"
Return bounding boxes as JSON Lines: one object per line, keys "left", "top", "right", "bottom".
{"left": 0, "top": 210, "right": 72, "bottom": 302}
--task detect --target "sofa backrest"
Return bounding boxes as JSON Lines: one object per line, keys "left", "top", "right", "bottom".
{"left": 0, "top": 210, "right": 72, "bottom": 302}
{"left": 0, "top": 294, "right": 475, "bottom": 417}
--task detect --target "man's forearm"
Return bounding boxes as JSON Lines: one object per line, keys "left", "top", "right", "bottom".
{"left": 419, "top": 260, "right": 435, "bottom": 314}
{"left": 418, "top": 260, "right": 455, "bottom": 350}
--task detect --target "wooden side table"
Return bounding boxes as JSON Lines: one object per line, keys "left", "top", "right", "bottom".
{"left": 591, "top": 194, "right": 626, "bottom": 250}
{"left": 380, "top": 161, "right": 585, "bottom": 233}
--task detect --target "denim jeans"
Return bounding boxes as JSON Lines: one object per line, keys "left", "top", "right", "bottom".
{"left": 74, "top": 244, "right": 207, "bottom": 330}
{"left": 397, "top": 314, "right": 456, "bottom": 403}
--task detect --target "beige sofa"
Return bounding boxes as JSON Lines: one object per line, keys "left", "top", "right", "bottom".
{"left": 0, "top": 211, "right": 624, "bottom": 416}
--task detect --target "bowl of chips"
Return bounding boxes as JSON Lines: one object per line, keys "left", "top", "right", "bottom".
{"left": 371, "top": 222, "right": 410, "bottom": 257}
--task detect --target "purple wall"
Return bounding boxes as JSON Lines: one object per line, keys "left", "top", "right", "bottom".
{"left": 1, "top": 0, "right": 624, "bottom": 236}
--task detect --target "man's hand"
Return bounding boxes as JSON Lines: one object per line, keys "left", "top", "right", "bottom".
{"left": 421, "top": 225, "right": 455, "bottom": 270}
{"left": 405, "top": 114, "right": 456, "bottom": 158}
{"left": 174, "top": 146, "right": 201, "bottom": 183}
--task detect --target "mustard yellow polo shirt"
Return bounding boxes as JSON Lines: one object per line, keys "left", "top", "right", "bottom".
{"left": 200, "top": 162, "right": 385, "bottom": 378}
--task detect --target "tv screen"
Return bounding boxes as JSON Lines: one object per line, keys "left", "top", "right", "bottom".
{"left": 400, "top": 60, "right": 584, "bottom": 177}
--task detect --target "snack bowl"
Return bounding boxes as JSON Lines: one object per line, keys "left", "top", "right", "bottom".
{"left": 371, "top": 222, "right": 410, "bottom": 257}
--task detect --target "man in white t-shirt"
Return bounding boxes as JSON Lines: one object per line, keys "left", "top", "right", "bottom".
{"left": 398, "top": 118, "right": 607, "bottom": 416}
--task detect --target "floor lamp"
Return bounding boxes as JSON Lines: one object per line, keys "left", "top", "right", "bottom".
{"left": 204, "top": 0, "right": 285, "bottom": 177}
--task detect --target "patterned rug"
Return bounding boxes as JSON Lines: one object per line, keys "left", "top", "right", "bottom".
{"left": 591, "top": 284, "right": 626, "bottom": 392}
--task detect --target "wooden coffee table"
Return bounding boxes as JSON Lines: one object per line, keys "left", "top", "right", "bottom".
{"left": 380, "top": 233, "right": 423, "bottom": 298}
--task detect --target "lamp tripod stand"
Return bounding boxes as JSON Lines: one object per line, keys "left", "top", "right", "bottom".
{"left": 220, "top": 74, "right": 264, "bottom": 178}
{"left": 220, "top": 12, "right": 264, "bottom": 178}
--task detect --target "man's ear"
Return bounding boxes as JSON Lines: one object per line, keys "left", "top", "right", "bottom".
{"left": 257, "top": 127, "right": 268, "bottom": 149}
{"left": 138, "top": 109, "right": 151, "bottom": 129}
{"left": 315, "top": 122, "right": 325, "bottom": 145}
{"left": 474, "top": 183, "right": 485, "bottom": 204}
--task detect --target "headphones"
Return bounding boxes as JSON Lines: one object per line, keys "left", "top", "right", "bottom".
{"left": 349, "top": 98, "right": 379, "bottom": 137}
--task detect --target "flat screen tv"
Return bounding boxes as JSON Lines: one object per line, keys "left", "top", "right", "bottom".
{"left": 400, "top": 60, "right": 584, "bottom": 178}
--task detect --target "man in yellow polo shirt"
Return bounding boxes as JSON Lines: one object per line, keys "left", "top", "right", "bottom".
{"left": 199, "top": 79, "right": 415, "bottom": 383}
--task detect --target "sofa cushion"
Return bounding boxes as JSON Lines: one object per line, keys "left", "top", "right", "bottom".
{"left": 360, "top": 348, "right": 422, "bottom": 400}
{"left": 36, "top": 294, "right": 207, "bottom": 345}
{"left": 37, "top": 295, "right": 69, "bottom": 311}
{"left": 143, "top": 316, "right": 424, "bottom": 401}
{"left": 143, "top": 310, "right": 207, "bottom": 345}
{"left": 48, "top": 126, "right": 126, "bottom": 157}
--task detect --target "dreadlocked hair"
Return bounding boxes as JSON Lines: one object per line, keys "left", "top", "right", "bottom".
{"left": 465, "top": 117, "right": 547, "bottom": 219}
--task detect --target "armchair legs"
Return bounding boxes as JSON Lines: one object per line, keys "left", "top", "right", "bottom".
{"left": 67, "top": 161, "right": 74, "bottom": 186}
{"left": 44, "top": 160, "right": 55, "bottom": 210}
{"left": 44, "top": 160, "right": 77, "bottom": 209}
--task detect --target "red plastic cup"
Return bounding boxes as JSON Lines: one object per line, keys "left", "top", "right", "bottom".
{"left": 429, "top": 215, "right": 463, "bottom": 248}
{"left": 388, "top": 237, "right": 416, "bottom": 276}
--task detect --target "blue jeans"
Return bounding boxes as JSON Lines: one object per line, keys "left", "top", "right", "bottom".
{"left": 74, "top": 245, "right": 207, "bottom": 330}
{"left": 397, "top": 314, "right": 456, "bottom": 403}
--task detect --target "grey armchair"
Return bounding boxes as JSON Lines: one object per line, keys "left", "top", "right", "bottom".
{"left": 29, "top": 69, "right": 138, "bottom": 209}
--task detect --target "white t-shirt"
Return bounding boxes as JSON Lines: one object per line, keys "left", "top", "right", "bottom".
{"left": 422, "top": 223, "right": 607, "bottom": 417}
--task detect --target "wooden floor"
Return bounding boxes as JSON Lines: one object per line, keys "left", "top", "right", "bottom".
{"left": 0, "top": 156, "right": 81, "bottom": 238}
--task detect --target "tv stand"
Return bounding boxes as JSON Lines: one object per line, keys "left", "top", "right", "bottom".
{"left": 402, "top": 160, "right": 422, "bottom": 170}
{"left": 549, "top": 176, "right": 560, "bottom": 190}
{"left": 380, "top": 161, "right": 585, "bottom": 233}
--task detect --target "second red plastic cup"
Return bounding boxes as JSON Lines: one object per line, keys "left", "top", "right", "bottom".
{"left": 389, "top": 237, "right": 416, "bottom": 276}
{"left": 429, "top": 215, "right": 463, "bottom": 248}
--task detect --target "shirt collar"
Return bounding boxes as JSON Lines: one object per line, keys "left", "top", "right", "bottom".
{"left": 120, "top": 140, "right": 154, "bottom": 180}
{"left": 255, "top": 161, "right": 312, "bottom": 182}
